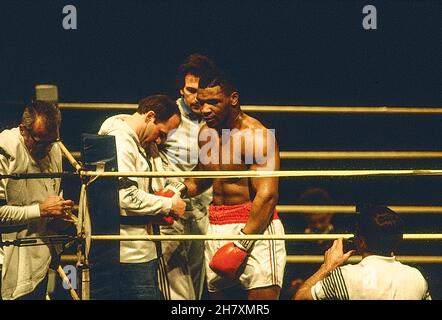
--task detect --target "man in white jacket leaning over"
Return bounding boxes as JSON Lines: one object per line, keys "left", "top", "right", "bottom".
{"left": 98, "top": 94, "right": 185, "bottom": 299}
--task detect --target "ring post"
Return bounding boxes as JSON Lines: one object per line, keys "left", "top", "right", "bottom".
{"left": 35, "top": 84, "right": 59, "bottom": 103}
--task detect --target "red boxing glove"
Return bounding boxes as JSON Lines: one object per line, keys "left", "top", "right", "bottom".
{"left": 153, "top": 181, "right": 187, "bottom": 225}
{"left": 155, "top": 181, "right": 187, "bottom": 198}
{"left": 209, "top": 230, "right": 255, "bottom": 280}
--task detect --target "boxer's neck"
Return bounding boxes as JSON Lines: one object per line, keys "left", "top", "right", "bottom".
{"left": 223, "top": 109, "right": 242, "bottom": 131}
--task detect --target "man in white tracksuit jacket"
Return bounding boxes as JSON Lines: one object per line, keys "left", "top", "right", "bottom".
{"left": 158, "top": 54, "right": 215, "bottom": 300}
{"left": 98, "top": 94, "right": 185, "bottom": 300}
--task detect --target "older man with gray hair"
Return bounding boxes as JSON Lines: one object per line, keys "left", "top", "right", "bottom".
{"left": 0, "top": 100, "right": 74, "bottom": 300}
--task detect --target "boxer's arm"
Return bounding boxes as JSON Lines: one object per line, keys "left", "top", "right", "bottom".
{"left": 184, "top": 162, "right": 213, "bottom": 197}
{"left": 185, "top": 126, "right": 214, "bottom": 197}
{"left": 243, "top": 129, "right": 279, "bottom": 234}
{"left": 184, "top": 178, "right": 213, "bottom": 197}
{"left": 244, "top": 176, "right": 278, "bottom": 234}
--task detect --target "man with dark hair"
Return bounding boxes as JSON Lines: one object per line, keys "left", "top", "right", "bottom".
{"left": 137, "top": 95, "right": 183, "bottom": 123}
{"left": 98, "top": 94, "right": 185, "bottom": 299}
{"left": 0, "top": 100, "right": 75, "bottom": 300}
{"left": 175, "top": 53, "right": 217, "bottom": 117}
{"left": 158, "top": 54, "right": 215, "bottom": 300}
{"left": 295, "top": 205, "right": 431, "bottom": 300}
{"left": 183, "top": 65, "right": 286, "bottom": 300}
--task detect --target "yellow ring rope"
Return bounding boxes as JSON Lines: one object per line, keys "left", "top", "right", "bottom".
{"left": 287, "top": 255, "right": 442, "bottom": 264}
{"left": 58, "top": 103, "right": 442, "bottom": 114}
{"left": 90, "top": 234, "right": 442, "bottom": 241}
{"left": 276, "top": 205, "right": 442, "bottom": 214}
{"left": 78, "top": 169, "right": 442, "bottom": 178}
{"left": 60, "top": 254, "right": 442, "bottom": 264}
{"left": 69, "top": 151, "right": 442, "bottom": 160}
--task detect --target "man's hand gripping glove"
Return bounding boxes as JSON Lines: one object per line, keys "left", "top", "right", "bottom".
{"left": 209, "top": 229, "right": 255, "bottom": 280}
{"left": 153, "top": 181, "right": 187, "bottom": 225}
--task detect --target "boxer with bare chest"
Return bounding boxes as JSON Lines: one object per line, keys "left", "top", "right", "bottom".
{"left": 184, "top": 69, "right": 286, "bottom": 300}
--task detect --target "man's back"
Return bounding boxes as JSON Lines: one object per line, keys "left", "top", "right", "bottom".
{"left": 312, "top": 255, "right": 431, "bottom": 300}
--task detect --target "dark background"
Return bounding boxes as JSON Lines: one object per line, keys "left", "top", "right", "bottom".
{"left": 0, "top": 0, "right": 441, "bottom": 299}
{"left": 0, "top": 0, "right": 440, "bottom": 105}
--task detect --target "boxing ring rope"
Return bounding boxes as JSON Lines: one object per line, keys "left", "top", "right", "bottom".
{"left": 77, "top": 168, "right": 442, "bottom": 178}
{"left": 286, "top": 255, "right": 442, "bottom": 264}
{"left": 6, "top": 167, "right": 436, "bottom": 182}
{"left": 68, "top": 204, "right": 442, "bottom": 214}
{"left": 89, "top": 234, "right": 442, "bottom": 241}
{"left": 60, "top": 254, "right": 442, "bottom": 265}
{"left": 278, "top": 151, "right": 442, "bottom": 160}
{"left": 58, "top": 143, "right": 82, "bottom": 172}
{"left": 69, "top": 151, "right": 442, "bottom": 161}
{"left": 276, "top": 205, "right": 442, "bottom": 214}
{"left": 10, "top": 168, "right": 440, "bottom": 180}
{"left": 66, "top": 204, "right": 442, "bottom": 214}
{"left": 58, "top": 102, "right": 442, "bottom": 114}
{"left": 242, "top": 106, "right": 442, "bottom": 114}
{"left": 63, "top": 148, "right": 442, "bottom": 214}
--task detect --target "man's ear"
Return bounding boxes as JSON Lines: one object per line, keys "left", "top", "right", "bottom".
{"left": 356, "top": 236, "right": 366, "bottom": 252}
{"left": 230, "top": 91, "right": 239, "bottom": 108}
{"left": 145, "top": 111, "right": 156, "bottom": 122}
{"left": 19, "top": 124, "right": 26, "bottom": 137}
{"left": 180, "top": 88, "right": 184, "bottom": 96}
